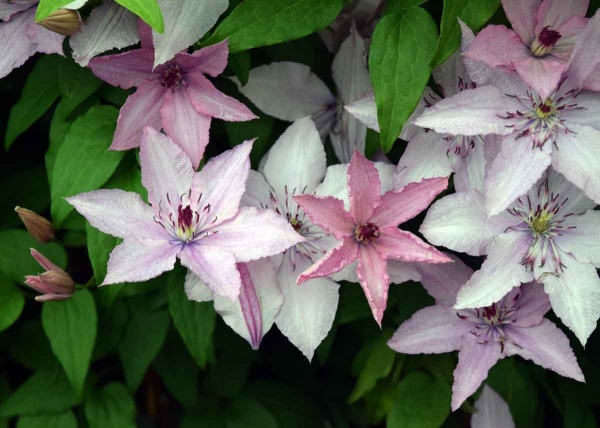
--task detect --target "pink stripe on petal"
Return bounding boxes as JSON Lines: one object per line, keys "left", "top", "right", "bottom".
{"left": 293, "top": 194, "right": 354, "bottom": 240}
{"left": 297, "top": 237, "right": 358, "bottom": 285}
{"left": 238, "top": 263, "right": 263, "bottom": 350}
{"left": 348, "top": 150, "right": 381, "bottom": 224}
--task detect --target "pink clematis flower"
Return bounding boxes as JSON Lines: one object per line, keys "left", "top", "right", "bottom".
{"left": 88, "top": 23, "right": 256, "bottom": 168}
{"left": 465, "top": 0, "right": 590, "bottom": 99}
{"left": 388, "top": 256, "right": 584, "bottom": 411}
{"left": 415, "top": 12, "right": 600, "bottom": 215}
{"left": 472, "top": 386, "right": 515, "bottom": 428}
{"left": 421, "top": 169, "right": 600, "bottom": 345}
{"left": 25, "top": 249, "right": 75, "bottom": 302}
{"left": 293, "top": 150, "right": 451, "bottom": 325}
{"left": 0, "top": 0, "right": 72, "bottom": 79}
{"left": 67, "top": 127, "right": 303, "bottom": 300}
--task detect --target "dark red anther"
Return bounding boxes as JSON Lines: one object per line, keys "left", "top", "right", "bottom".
{"left": 355, "top": 223, "right": 381, "bottom": 243}
{"left": 538, "top": 26, "right": 561, "bottom": 49}
{"left": 178, "top": 205, "right": 194, "bottom": 229}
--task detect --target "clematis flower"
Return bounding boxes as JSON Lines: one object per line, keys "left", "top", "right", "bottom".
{"left": 465, "top": 0, "right": 590, "bottom": 99}
{"left": 235, "top": 25, "right": 372, "bottom": 162}
{"left": 88, "top": 23, "right": 256, "bottom": 168}
{"left": 67, "top": 127, "right": 303, "bottom": 300}
{"left": 420, "top": 169, "right": 600, "bottom": 345}
{"left": 346, "top": 23, "right": 494, "bottom": 192}
{"left": 185, "top": 258, "right": 283, "bottom": 351}
{"left": 388, "top": 255, "right": 584, "bottom": 411}
{"left": 414, "top": 13, "right": 600, "bottom": 214}
{"left": 0, "top": 0, "right": 85, "bottom": 79}
{"left": 294, "top": 150, "right": 451, "bottom": 325}
{"left": 472, "top": 385, "right": 515, "bottom": 428}
{"left": 187, "top": 117, "right": 340, "bottom": 359}
{"left": 25, "top": 249, "right": 75, "bottom": 302}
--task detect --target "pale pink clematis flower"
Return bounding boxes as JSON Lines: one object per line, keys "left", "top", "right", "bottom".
{"left": 421, "top": 169, "right": 600, "bottom": 345}
{"left": 67, "top": 127, "right": 303, "bottom": 301}
{"left": 88, "top": 23, "right": 256, "bottom": 168}
{"left": 465, "top": 0, "right": 590, "bottom": 99}
{"left": 415, "top": 13, "right": 600, "bottom": 215}
{"left": 294, "top": 150, "right": 451, "bottom": 325}
{"left": 388, "top": 255, "right": 584, "bottom": 411}
{"left": 472, "top": 386, "right": 515, "bottom": 428}
{"left": 25, "top": 249, "right": 75, "bottom": 302}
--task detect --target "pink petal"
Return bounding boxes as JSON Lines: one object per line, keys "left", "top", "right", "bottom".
{"left": 297, "top": 237, "right": 358, "bottom": 285}
{"left": 87, "top": 48, "right": 155, "bottom": 89}
{"left": 112, "top": 82, "right": 165, "bottom": 150}
{"left": 452, "top": 340, "right": 503, "bottom": 411}
{"left": 237, "top": 263, "right": 263, "bottom": 350}
{"left": 138, "top": 20, "right": 153, "bottom": 50}
{"left": 293, "top": 194, "right": 355, "bottom": 240}
{"left": 35, "top": 293, "right": 72, "bottom": 303}
{"left": 139, "top": 127, "right": 195, "bottom": 211}
{"left": 160, "top": 88, "right": 211, "bottom": 169}
{"left": 30, "top": 248, "right": 61, "bottom": 272}
{"left": 373, "top": 227, "right": 452, "bottom": 264}
{"left": 0, "top": 1, "right": 37, "bottom": 21}
{"left": 552, "top": 16, "right": 589, "bottom": 61}
{"left": 565, "top": 10, "right": 600, "bottom": 89}
{"left": 179, "top": 244, "right": 241, "bottom": 301}
{"left": 501, "top": 0, "right": 540, "bottom": 43}
{"left": 357, "top": 245, "right": 389, "bottom": 325}
{"left": 464, "top": 25, "right": 530, "bottom": 69}
{"left": 513, "top": 57, "right": 565, "bottom": 99}
{"left": 199, "top": 207, "right": 304, "bottom": 262}
{"left": 415, "top": 254, "right": 474, "bottom": 307}
{"left": 505, "top": 320, "right": 585, "bottom": 381}
{"left": 472, "top": 385, "right": 515, "bottom": 428}
{"left": 103, "top": 238, "right": 181, "bottom": 285}
{"left": 511, "top": 283, "right": 551, "bottom": 328}
{"left": 186, "top": 71, "right": 257, "bottom": 121}
{"left": 66, "top": 189, "right": 169, "bottom": 240}
{"left": 370, "top": 177, "right": 448, "bottom": 228}
{"left": 0, "top": 8, "right": 36, "bottom": 79}
{"left": 535, "top": 0, "right": 589, "bottom": 36}
{"left": 26, "top": 21, "right": 64, "bottom": 55}
{"left": 348, "top": 150, "right": 381, "bottom": 224}
{"left": 177, "top": 40, "right": 229, "bottom": 77}
{"left": 192, "top": 140, "right": 253, "bottom": 226}
{"left": 388, "top": 305, "right": 467, "bottom": 354}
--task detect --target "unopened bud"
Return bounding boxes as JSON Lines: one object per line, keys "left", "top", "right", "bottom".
{"left": 37, "top": 8, "right": 82, "bottom": 36}
{"left": 26, "top": 249, "right": 75, "bottom": 303}
{"left": 15, "top": 206, "right": 55, "bottom": 243}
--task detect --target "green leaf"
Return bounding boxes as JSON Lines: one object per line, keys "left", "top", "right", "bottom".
{"left": 167, "top": 268, "right": 216, "bottom": 368}
{"left": 226, "top": 394, "right": 278, "bottom": 428}
{"left": 0, "top": 376, "right": 10, "bottom": 428}
{"left": 153, "top": 329, "right": 199, "bottom": 407}
{"left": 369, "top": 7, "right": 438, "bottom": 152}
{"left": 16, "top": 411, "right": 77, "bottom": 428}
{"left": 86, "top": 224, "right": 118, "bottom": 286}
{"left": 5, "top": 55, "right": 61, "bottom": 149}
{"left": 387, "top": 372, "right": 451, "bottom": 428}
{"left": 0, "top": 229, "right": 67, "bottom": 283}
{"left": 42, "top": 289, "right": 98, "bottom": 397}
{"left": 35, "top": 0, "right": 79, "bottom": 21}
{"left": 206, "top": 0, "right": 344, "bottom": 53}
{"left": 0, "top": 274, "right": 24, "bottom": 332}
{"left": 10, "top": 320, "right": 57, "bottom": 371}
{"left": 0, "top": 365, "right": 79, "bottom": 417}
{"left": 349, "top": 330, "right": 396, "bottom": 402}
{"left": 93, "top": 299, "right": 129, "bottom": 360}
{"left": 84, "top": 383, "right": 136, "bottom": 428}
{"left": 225, "top": 115, "right": 274, "bottom": 169}
{"left": 229, "top": 51, "right": 251, "bottom": 86}
{"left": 58, "top": 59, "right": 103, "bottom": 117}
{"left": 385, "top": 0, "right": 428, "bottom": 15}
{"left": 50, "top": 105, "right": 124, "bottom": 227}
{"left": 118, "top": 306, "right": 169, "bottom": 390}
{"left": 114, "top": 0, "right": 165, "bottom": 33}
{"left": 430, "top": 0, "right": 501, "bottom": 66}
{"left": 0, "top": 167, "right": 50, "bottom": 229}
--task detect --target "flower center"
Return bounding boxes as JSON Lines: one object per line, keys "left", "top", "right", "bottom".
{"left": 535, "top": 99, "right": 555, "bottom": 119}
{"left": 176, "top": 205, "right": 195, "bottom": 241}
{"left": 160, "top": 64, "right": 184, "bottom": 90}
{"left": 287, "top": 214, "right": 303, "bottom": 233}
{"left": 531, "top": 210, "right": 552, "bottom": 234}
{"left": 355, "top": 223, "right": 380, "bottom": 243}
{"left": 531, "top": 26, "right": 561, "bottom": 57}
{"left": 482, "top": 304, "right": 502, "bottom": 326}
{"left": 443, "top": 134, "right": 478, "bottom": 158}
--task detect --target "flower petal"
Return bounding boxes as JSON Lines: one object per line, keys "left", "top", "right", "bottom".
{"left": 297, "top": 237, "right": 358, "bottom": 285}
{"left": 565, "top": 10, "right": 600, "bottom": 88}
{"left": 0, "top": 1, "right": 36, "bottom": 21}
{"left": 511, "top": 282, "right": 551, "bottom": 328}
{"left": 464, "top": 25, "right": 529, "bottom": 69}
{"left": 348, "top": 150, "right": 381, "bottom": 224}
{"left": 505, "top": 319, "right": 584, "bottom": 381}
{"left": 388, "top": 260, "right": 421, "bottom": 285}
{"left": 293, "top": 194, "right": 355, "bottom": 240}
{"left": 177, "top": 40, "right": 229, "bottom": 77}
{"left": 558, "top": 210, "right": 600, "bottom": 267}
{"left": 415, "top": 254, "right": 474, "bottom": 307}
{"left": 0, "top": 8, "right": 36, "bottom": 79}
{"left": 513, "top": 57, "right": 566, "bottom": 99}
{"left": 472, "top": 385, "right": 515, "bottom": 428}
{"left": 87, "top": 48, "right": 155, "bottom": 89}
{"left": 357, "top": 245, "right": 390, "bottom": 325}
{"left": 199, "top": 207, "right": 303, "bottom": 262}
{"left": 184, "top": 270, "right": 213, "bottom": 302}
{"left": 374, "top": 227, "right": 452, "bottom": 264}
{"left": 103, "top": 238, "right": 181, "bottom": 284}
{"left": 535, "top": 0, "right": 589, "bottom": 35}
{"left": 160, "top": 88, "right": 211, "bottom": 169}
{"left": 454, "top": 232, "right": 534, "bottom": 310}
{"left": 501, "top": 0, "right": 539, "bottom": 43}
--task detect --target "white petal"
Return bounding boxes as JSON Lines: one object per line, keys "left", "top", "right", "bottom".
{"left": 329, "top": 108, "right": 367, "bottom": 163}
{"left": 153, "top": 0, "right": 228, "bottom": 67}
{"left": 472, "top": 385, "right": 515, "bottom": 428}
{"left": 241, "top": 170, "right": 272, "bottom": 209}
{"left": 70, "top": 0, "right": 139, "bottom": 66}
{"left": 453, "top": 136, "right": 486, "bottom": 192}
{"left": 562, "top": 91, "right": 600, "bottom": 130}
{"left": 344, "top": 94, "right": 379, "bottom": 131}
{"left": 558, "top": 210, "right": 600, "bottom": 267}
{"left": 387, "top": 260, "right": 421, "bottom": 285}
{"left": 0, "top": 8, "right": 36, "bottom": 79}
{"left": 184, "top": 270, "right": 213, "bottom": 302}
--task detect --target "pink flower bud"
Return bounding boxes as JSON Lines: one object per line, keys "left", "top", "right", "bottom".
{"left": 25, "top": 249, "right": 75, "bottom": 302}
{"left": 15, "top": 206, "right": 55, "bottom": 243}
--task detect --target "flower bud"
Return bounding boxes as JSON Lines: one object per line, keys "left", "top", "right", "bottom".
{"left": 25, "top": 249, "right": 75, "bottom": 302}
{"left": 37, "top": 8, "right": 82, "bottom": 36}
{"left": 15, "top": 206, "right": 55, "bottom": 243}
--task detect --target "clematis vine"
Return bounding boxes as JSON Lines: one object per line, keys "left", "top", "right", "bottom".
{"left": 466, "top": 0, "right": 591, "bottom": 98}
{"left": 388, "top": 255, "right": 584, "bottom": 411}
{"left": 67, "top": 127, "right": 303, "bottom": 300}
{"left": 88, "top": 23, "right": 256, "bottom": 168}
{"left": 472, "top": 385, "right": 515, "bottom": 428}
{"left": 294, "top": 150, "right": 451, "bottom": 325}
{"left": 415, "top": 13, "right": 600, "bottom": 214}
{"left": 187, "top": 117, "right": 341, "bottom": 359}
{"left": 236, "top": 24, "right": 372, "bottom": 163}
{"left": 421, "top": 169, "right": 600, "bottom": 345}
{"left": 0, "top": 0, "right": 85, "bottom": 78}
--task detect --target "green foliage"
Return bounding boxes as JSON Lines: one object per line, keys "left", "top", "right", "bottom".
{"left": 369, "top": 7, "right": 438, "bottom": 152}
{"left": 57, "top": 59, "right": 103, "bottom": 117}
{"left": 430, "top": 0, "right": 501, "bottom": 66}
{"left": 16, "top": 411, "right": 77, "bottom": 428}
{"left": 226, "top": 394, "right": 278, "bottom": 428}
{"left": 84, "top": 383, "right": 136, "bottom": 428}
{"left": 206, "top": 0, "right": 344, "bottom": 52}
{"left": 35, "top": 0, "right": 81, "bottom": 21}
{"left": 0, "top": 274, "right": 24, "bottom": 332}
{"left": 10, "top": 320, "right": 57, "bottom": 370}
{"left": 42, "top": 289, "right": 98, "bottom": 397}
